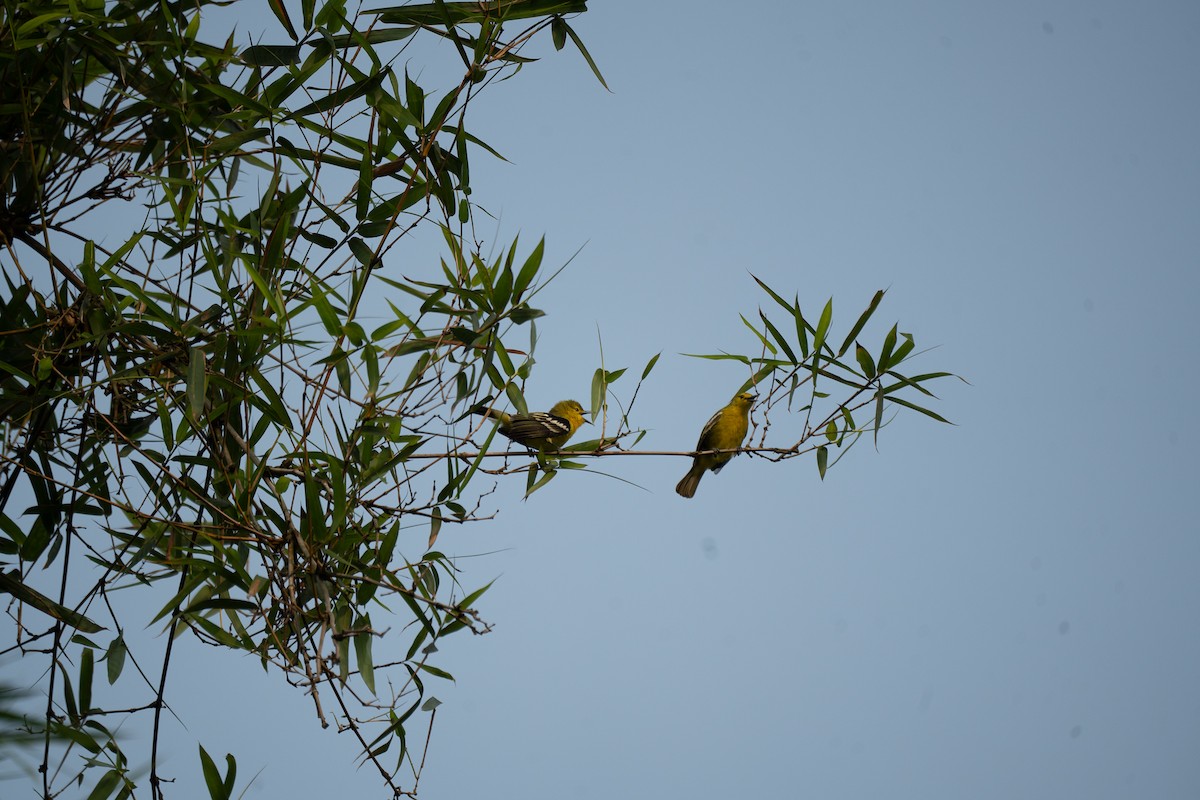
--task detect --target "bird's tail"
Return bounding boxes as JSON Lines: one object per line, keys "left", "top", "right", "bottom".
{"left": 675, "top": 462, "right": 705, "bottom": 498}
{"left": 471, "top": 405, "right": 510, "bottom": 425}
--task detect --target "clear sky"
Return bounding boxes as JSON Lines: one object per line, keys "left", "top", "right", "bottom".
{"left": 7, "top": 2, "right": 1200, "bottom": 798}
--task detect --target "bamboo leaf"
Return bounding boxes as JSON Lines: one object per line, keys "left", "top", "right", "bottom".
{"left": 186, "top": 347, "right": 207, "bottom": 422}
{"left": 591, "top": 368, "right": 605, "bottom": 417}
{"left": 513, "top": 236, "right": 544, "bottom": 302}
{"left": 199, "top": 745, "right": 228, "bottom": 800}
{"left": 79, "top": 647, "right": 94, "bottom": 715}
{"left": 356, "top": 624, "right": 377, "bottom": 694}
{"left": 793, "top": 292, "right": 811, "bottom": 358}
{"left": 641, "top": 352, "right": 660, "bottom": 380}
{"left": 839, "top": 289, "right": 885, "bottom": 356}
{"left": 886, "top": 394, "right": 954, "bottom": 424}
{"left": 106, "top": 634, "right": 127, "bottom": 684}
{"left": 559, "top": 18, "right": 609, "bottom": 90}
{"left": 878, "top": 324, "right": 899, "bottom": 372}
{"left": 86, "top": 769, "right": 121, "bottom": 800}
{"left": 874, "top": 387, "right": 885, "bottom": 446}
{"left": 760, "top": 310, "right": 798, "bottom": 365}
{"left": 813, "top": 298, "right": 833, "bottom": 355}
{"left": 751, "top": 274, "right": 794, "bottom": 315}
{"left": 0, "top": 571, "right": 105, "bottom": 633}
{"left": 266, "top": 0, "right": 298, "bottom": 40}
{"left": 740, "top": 314, "right": 776, "bottom": 355}
{"left": 854, "top": 343, "right": 876, "bottom": 378}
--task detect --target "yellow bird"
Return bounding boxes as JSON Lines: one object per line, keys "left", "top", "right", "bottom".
{"left": 676, "top": 392, "right": 756, "bottom": 498}
{"left": 478, "top": 399, "right": 588, "bottom": 452}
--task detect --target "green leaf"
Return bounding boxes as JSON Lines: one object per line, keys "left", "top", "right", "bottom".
{"left": 760, "top": 310, "right": 798, "bottom": 365}
{"left": 558, "top": 17, "right": 610, "bottom": 90}
{"left": 886, "top": 395, "right": 954, "bottom": 425}
{"left": 505, "top": 383, "right": 527, "bottom": 415}
{"left": 882, "top": 371, "right": 955, "bottom": 398}
{"left": 590, "top": 368, "right": 605, "bottom": 416}
{"left": 682, "top": 352, "right": 751, "bottom": 365}
{"left": 509, "top": 304, "right": 545, "bottom": 324}
{"left": 222, "top": 753, "right": 238, "bottom": 798}
{"left": 86, "top": 769, "right": 122, "bottom": 800}
{"left": 199, "top": 745, "right": 228, "bottom": 800}
{"left": 404, "top": 72, "right": 425, "bottom": 127}
{"left": 290, "top": 70, "right": 388, "bottom": 119}
{"left": 640, "top": 352, "right": 660, "bottom": 380}
{"left": 79, "top": 647, "right": 94, "bottom": 715}
{"left": 816, "top": 445, "right": 828, "bottom": 480}
{"left": 349, "top": 237, "right": 378, "bottom": 269}
{"left": 0, "top": 571, "right": 105, "bottom": 633}
{"left": 247, "top": 368, "right": 293, "bottom": 430}
{"left": 106, "top": 634, "right": 127, "bottom": 685}
{"left": 793, "top": 293, "right": 811, "bottom": 358}
{"left": 524, "top": 463, "right": 558, "bottom": 497}
{"left": 209, "top": 127, "right": 270, "bottom": 154}
{"left": 369, "top": 1, "right": 588, "bottom": 26}
{"left": 891, "top": 331, "right": 916, "bottom": 365}
{"left": 839, "top": 289, "right": 885, "bottom": 356}
{"left": 418, "top": 663, "right": 454, "bottom": 681}
{"left": 266, "top": 0, "right": 298, "bottom": 40}
{"left": 455, "top": 579, "right": 495, "bottom": 612}
{"left": 813, "top": 298, "right": 833, "bottom": 356}
{"left": 740, "top": 313, "right": 776, "bottom": 355}
{"left": 513, "top": 236, "right": 544, "bottom": 301}
{"left": 240, "top": 44, "right": 301, "bottom": 67}
{"left": 873, "top": 387, "right": 885, "bottom": 446}
{"left": 326, "top": 27, "right": 419, "bottom": 50}
{"left": 186, "top": 347, "right": 207, "bottom": 422}
{"left": 242, "top": 257, "right": 286, "bottom": 319}
{"left": 356, "top": 625, "right": 376, "bottom": 694}
{"left": 825, "top": 420, "right": 838, "bottom": 442}
{"left": 428, "top": 510, "right": 442, "bottom": 550}
{"left": 840, "top": 406, "right": 856, "bottom": 435}
{"left": 854, "top": 343, "right": 876, "bottom": 378}
{"left": 184, "top": 598, "right": 258, "bottom": 614}
{"left": 751, "top": 274, "right": 795, "bottom": 316}
{"left": 878, "top": 324, "right": 899, "bottom": 372}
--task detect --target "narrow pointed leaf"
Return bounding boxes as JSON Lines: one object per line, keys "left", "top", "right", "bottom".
{"left": 854, "top": 343, "right": 876, "bottom": 378}
{"left": 640, "top": 352, "right": 660, "bottom": 380}
{"left": 187, "top": 347, "right": 207, "bottom": 421}
{"left": 839, "top": 289, "right": 885, "bottom": 356}
{"left": 560, "top": 19, "right": 609, "bottom": 90}
{"left": 760, "top": 310, "right": 797, "bottom": 365}
{"left": 0, "top": 571, "right": 105, "bottom": 633}
{"left": 813, "top": 298, "right": 833, "bottom": 355}
{"left": 874, "top": 387, "right": 885, "bottom": 446}
{"left": 740, "top": 314, "right": 776, "bottom": 354}
{"left": 886, "top": 395, "right": 954, "bottom": 424}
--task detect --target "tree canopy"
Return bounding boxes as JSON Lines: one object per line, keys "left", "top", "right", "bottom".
{"left": 0, "top": 1, "right": 955, "bottom": 797}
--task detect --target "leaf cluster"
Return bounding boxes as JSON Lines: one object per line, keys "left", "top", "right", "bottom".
{"left": 690, "top": 276, "right": 958, "bottom": 480}
{"left": 0, "top": 1, "right": 604, "bottom": 797}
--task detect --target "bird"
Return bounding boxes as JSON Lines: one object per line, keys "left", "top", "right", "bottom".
{"left": 676, "top": 391, "right": 756, "bottom": 498}
{"left": 477, "top": 399, "right": 588, "bottom": 452}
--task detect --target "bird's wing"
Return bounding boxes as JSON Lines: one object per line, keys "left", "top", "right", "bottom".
{"left": 694, "top": 409, "right": 724, "bottom": 449}
{"left": 504, "top": 411, "right": 572, "bottom": 442}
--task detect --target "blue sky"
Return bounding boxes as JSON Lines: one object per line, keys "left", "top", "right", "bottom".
{"left": 6, "top": 2, "right": 1200, "bottom": 798}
